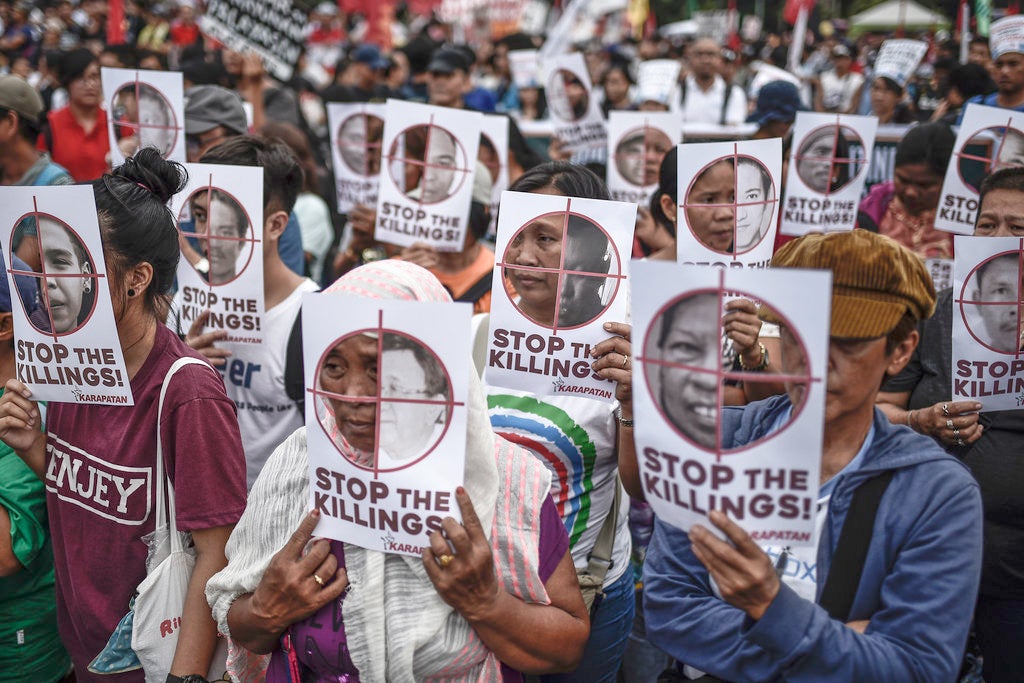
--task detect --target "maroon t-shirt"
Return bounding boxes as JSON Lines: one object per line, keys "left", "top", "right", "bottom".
{"left": 268, "top": 496, "right": 569, "bottom": 682}
{"left": 45, "top": 325, "right": 247, "bottom": 681}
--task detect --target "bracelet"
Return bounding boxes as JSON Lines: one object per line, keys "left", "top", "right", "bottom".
{"left": 738, "top": 342, "right": 769, "bottom": 371}
{"left": 906, "top": 409, "right": 915, "bottom": 428}
{"left": 616, "top": 405, "right": 633, "bottom": 428}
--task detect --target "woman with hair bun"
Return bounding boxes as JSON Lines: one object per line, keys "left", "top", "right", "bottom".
{"left": 0, "top": 148, "right": 248, "bottom": 682}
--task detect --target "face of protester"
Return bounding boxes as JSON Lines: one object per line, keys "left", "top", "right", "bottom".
{"left": 735, "top": 161, "right": 769, "bottom": 251}
{"left": 689, "top": 39, "right": 720, "bottom": 80}
{"left": 974, "top": 256, "right": 1023, "bottom": 352}
{"left": 685, "top": 159, "right": 735, "bottom": 252}
{"left": 506, "top": 211, "right": 563, "bottom": 325}
{"left": 603, "top": 69, "right": 631, "bottom": 106}
{"left": 428, "top": 69, "right": 470, "bottom": 108}
{"left": 969, "top": 42, "right": 991, "bottom": 67}
{"left": 193, "top": 193, "right": 245, "bottom": 285}
{"left": 420, "top": 127, "right": 458, "bottom": 203}
{"left": 893, "top": 163, "right": 943, "bottom": 216}
{"left": 40, "top": 219, "right": 90, "bottom": 333}
{"left": 379, "top": 347, "right": 446, "bottom": 460}
{"left": 658, "top": 293, "right": 721, "bottom": 448}
{"left": 995, "top": 52, "right": 1024, "bottom": 97}
{"left": 320, "top": 334, "right": 379, "bottom": 456}
{"left": 975, "top": 189, "right": 1024, "bottom": 237}
{"left": 69, "top": 61, "right": 102, "bottom": 109}
{"left": 797, "top": 129, "right": 837, "bottom": 193}
{"left": 870, "top": 78, "right": 900, "bottom": 120}
{"left": 995, "top": 130, "right": 1024, "bottom": 171}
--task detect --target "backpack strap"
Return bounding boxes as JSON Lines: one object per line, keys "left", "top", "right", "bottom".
{"left": 284, "top": 304, "right": 311, "bottom": 410}
{"left": 818, "top": 470, "right": 896, "bottom": 621}
{"left": 455, "top": 271, "right": 493, "bottom": 306}
{"left": 719, "top": 82, "right": 734, "bottom": 126}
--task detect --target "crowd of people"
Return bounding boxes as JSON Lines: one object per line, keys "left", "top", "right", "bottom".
{"left": 0, "top": 1, "right": 1021, "bottom": 683}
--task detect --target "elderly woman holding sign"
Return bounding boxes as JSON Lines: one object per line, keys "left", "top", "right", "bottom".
{"left": 206, "top": 259, "right": 588, "bottom": 682}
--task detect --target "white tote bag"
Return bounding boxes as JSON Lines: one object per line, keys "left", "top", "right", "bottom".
{"left": 131, "top": 357, "right": 228, "bottom": 683}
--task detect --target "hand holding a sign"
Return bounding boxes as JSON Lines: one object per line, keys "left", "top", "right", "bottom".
{"left": 0, "top": 379, "right": 45, "bottom": 478}
{"left": 689, "top": 510, "right": 780, "bottom": 621}
{"left": 229, "top": 510, "right": 348, "bottom": 653}
{"left": 400, "top": 242, "right": 440, "bottom": 271}
{"left": 910, "top": 400, "right": 984, "bottom": 447}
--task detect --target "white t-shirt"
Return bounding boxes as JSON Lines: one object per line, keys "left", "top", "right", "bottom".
{"left": 682, "top": 75, "right": 748, "bottom": 126}
{"left": 819, "top": 70, "right": 865, "bottom": 113}
{"left": 293, "top": 192, "right": 334, "bottom": 284}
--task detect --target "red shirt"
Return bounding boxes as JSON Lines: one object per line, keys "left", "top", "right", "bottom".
{"left": 39, "top": 106, "right": 110, "bottom": 182}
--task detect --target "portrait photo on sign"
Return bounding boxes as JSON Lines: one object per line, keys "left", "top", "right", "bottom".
{"left": 313, "top": 329, "right": 452, "bottom": 471}
{"left": 961, "top": 251, "right": 1024, "bottom": 354}
{"left": 547, "top": 68, "right": 590, "bottom": 122}
{"left": 12, "top": 214, "right": 96, "bottom": 335}
{"left": 793, "top": 124, "right": 865, "bottom": 194}
{"left": 641, "top": 290, "right": 809, "bottom": 452}
{"left": 102, "top": 67, "right": 185, "bottom": 164}
{"left": 956, "top": 126, "right": 1024, "bottom": 193}
{"left": 387, "top": 123, "right": 468, "bottom": 204}
{"left": 337, "top": 110, "right": 384, "bottom": 176}
{"left": 614, "top": 126, "right": 673, "bottom": 188}
{"left": 503, "top": 209, "right": 618, "bottom": 330}
{"left": 177, "top": 186, "right": 255, "bottom": 286}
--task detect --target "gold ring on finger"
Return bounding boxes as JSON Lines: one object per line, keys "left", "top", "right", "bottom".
{"left": 438, "top": 554, "right": 454, "bottom": 569}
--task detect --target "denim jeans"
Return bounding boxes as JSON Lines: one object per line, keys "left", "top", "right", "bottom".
{"left": 542, "top": 568, "right": 635, "bottom": 683}
{"left": 974, "top": 595, "right": 1024, "bottom": 683}
{"left": 618, "top": 589, "right": 672, "bottom": 683}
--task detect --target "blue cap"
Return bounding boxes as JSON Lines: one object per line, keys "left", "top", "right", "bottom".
{"left": 746, "top": 80, "right": 807, "bottom": 127}
{"left": 352, "top": 44, "right": 389, "bottom": 70}
{"left": 0, "top": 251, "right": 38, "bottom": 314}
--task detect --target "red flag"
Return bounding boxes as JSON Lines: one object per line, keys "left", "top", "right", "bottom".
{"left": 107, "top": 0, "right": 125, "bottom": 45}
{"left": 783, "top": 0, "right": 815, "bottom": 26}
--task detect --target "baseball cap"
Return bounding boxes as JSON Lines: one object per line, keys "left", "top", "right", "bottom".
{"left": 428, "top": 47, "right": 470, "bottom": 74}
{"left": 184, "top": 85, "right": 248, "bottom": 136}
{"left": 762, "top": 231, "right": 936, "bottom": 339}
{"left": 0, "top": 75, "right": 43, "bottom": 125}
{"left": 0, "top": 252, "right": 38, "bottom": 315}
{"left": 352, "top": 44, "right": 389, "bottom": 70}
{"left": 746, "top": 80, "right": 806, "bottom": 127}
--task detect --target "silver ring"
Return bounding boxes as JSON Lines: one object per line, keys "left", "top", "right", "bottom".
{"left": 942, "top": 403, "right": 950, "bottom": 417}
{"left": 956, "top": 438, "right": 966, "bottom": 447}
{"left": 313, "top": 573, "right": 324, "bottom": 587}
{"left": 621, "top": 354, "right": 629, "bottom": 369}
{"left": 953, "top": 428, "right": 961, "bottom": 439}
{"left": 946, "top": 419, "right": 955, "bottom": 430}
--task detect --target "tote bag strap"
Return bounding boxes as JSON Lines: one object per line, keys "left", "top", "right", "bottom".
{"left": 154, "top": 357, "right": 208, "bottom": 554}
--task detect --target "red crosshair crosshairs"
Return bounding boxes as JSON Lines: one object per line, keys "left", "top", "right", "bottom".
{"left": 307, "top": 310, "right": 465, "bottom": 477}
{"left": 637, "top": 269, "right": 822, "bottom": 462}
{"left": 177, "top": 175, "right": 261, "bottom": 289}
{"left": 681, "top": 142, "right": 780, "bottom": 257}
{"left": 955, "top": 241, "right": 1024, "bottom": 356}
{"left": 792, "top": 118, "right": 865, "bottom": 197}
{"left": 613, "top": 120, "right": 673, "bottom": 189}
{"left": 385, "top": 117, "right": 473, "bottom": 205}
{"left": 336, "top": 111, "right": 384, "bottom": 176}
{"left": 9, "top": 198, "right": 106, "bottom": 341}
{"left": 112, "top": 75, "right": 179, "bottom": 155}
{"left": 956, "top": 121, "right": 1024, "bottom": 192}
{"left": 497, "top": 197, "right": 627, "bottom": 333}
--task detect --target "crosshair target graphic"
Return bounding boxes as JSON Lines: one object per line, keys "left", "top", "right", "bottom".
{"left": 309, "top": 311, "right": 463, "bottom": 475}
{"left": 613, "top": 123, "right": 673, "bottom": 188}
{"left": 176, "top": 178, "right": 260, "bottom": 287}
{"left": 10, "top": 202, "right": 104, "bottom": 339}
{"left": 792, "top": 122, "right": 865, "bottom": 196}
{"left": 956, "top": 245, "right": 1024, "bottom": 355}
{"left": 956, "top": 123, "right": 1024, "bottom": 193}
{"left": 682, "top": 145, "right": 779, "bottom": 256}
{"left": 498, "top": 198, "right": 625, "bottom": 332}
{"left": 386, "top": 120, "right": 472, "bottom": 205}
{"left": 547, "top": 68, "right": 591, "bottom": 122}
{"left": 111, "top": 78, "right": 179, "bottom": 156}
{"left": 639, "top": 277, "right": 819, "bottom": 458}
{"left": 336, "top": 111, "right": 384, "bottom": 176}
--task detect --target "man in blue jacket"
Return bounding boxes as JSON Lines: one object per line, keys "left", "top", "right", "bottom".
{"left": 644, "top": 230, "right": 983, "bottom": 682}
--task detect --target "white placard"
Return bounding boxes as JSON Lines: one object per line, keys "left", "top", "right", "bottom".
{"left": 479, "top": 114, "right": 510, "bottom": 236}
{"left": 951, "top": 236, "right": 1024, "bottom": 411}
{"left": 873, "top": 39, "right": 927, "bottom": 89}
{"left": 485, "top": 191, "right": 635, "bottom": 401}
{"left": 102, "top": 67, "right": 185, "bottom": 165}
{"left": 676, "top": 139, "right": 782, "bottom": 267}
{"left": 781, "top": 112, "right": 878, "bottom": 236}
{"left": 631, "top": 261, "right": 830, "bottom": 543}
{"left": 545, "top": 52, "right": 607, "bottom": 152}
{"left": 304, "top": 295, "right": 471, "bottom": 556}
{"left": 637, "top": 59, "right": 681, "bottom": 107}
{"left": 509, "top": 49, "right": 542, "bottom": 89}
{"left": 926, "top": 257, "right": 954, "bottom": 292}
{"left": 937, "top": 104, "right": 1024, "bottom": 235}
{"left": 606, "top": 111, "right": 681, "bottom": 206}
{"left": 328, "top": 102, "right": 385, "bottom": 213}
{"left": 990, "top": 15, "right": 1024, "bottom": 59}
{"left": 170, "top": 163, "right": 265, "bottom": 344}
{"left": 375, "top": 100, "right": 482, "bottom": 252}
{"left": 0, "top": 186, "right": 133, "bottom": 405}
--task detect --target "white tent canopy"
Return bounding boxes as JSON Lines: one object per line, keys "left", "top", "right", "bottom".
{"left": 850, "top": 0, "right": 950, "bottom": 31}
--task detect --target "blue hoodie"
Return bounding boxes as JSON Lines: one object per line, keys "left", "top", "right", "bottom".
{"left": 644, "top": 395, "right": 983, "bottom": 683}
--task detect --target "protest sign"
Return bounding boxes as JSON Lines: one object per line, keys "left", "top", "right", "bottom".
{"left": 479, "top": 114, "right": 510, "bottom": 235}
{"left": 693, "top": 10, "right": 734, "bottom": 44}
{"left": 508, "top": 49, "right": 542, "bottom": 89}
{"left": 873, "top": 39, "right": 928, "bottom": 89}
{"left": 926, "top": 258, "right": 954, "bottom": 292}
{"left": 781, "top": 112, "right": 877, "bottom": 236}
{"left": 199, "top": 0, "right": 310, "bottom": 82}
{"left": 545, "top": 52, "right": 606, "bottom": 152}
{"left": 636, "top": 60, "right": 681, "bottom": 108}
{"left": 989, "top": 15, "right": 1024, "bottom": 59}
{"left": 676, "top": 139, "right": 781, "bottom": 267}
{"left": 375, "top": 100, "right": 482, "bottom": 252}
{"left": 606, "top": 111, "right": 680, "bottom": 206}
{"left": 328, "top": 102, "right": 385, "bottom": 213}
{"left": 484, "top": 191, "right": 634, "bottom": 401}
{"left": 102, "top": 68, "right": 185, "bottom": 165}
{"left": 0, "top": 186, "right": 133, "bottom": 405}
{"left": 304, "top": 295, "right": 470, "bottom": 556}
{"left": 171, "top": 163, "right": 265, "bottom": 344}
{"left": 952, "top": 236, "right": 1024, "bottom": 411}
{"left": 937, "top": 104, "right": 1024, "bottom": 234}
{"left": 631, "top": 260, "right": 831, "bottom": 544}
